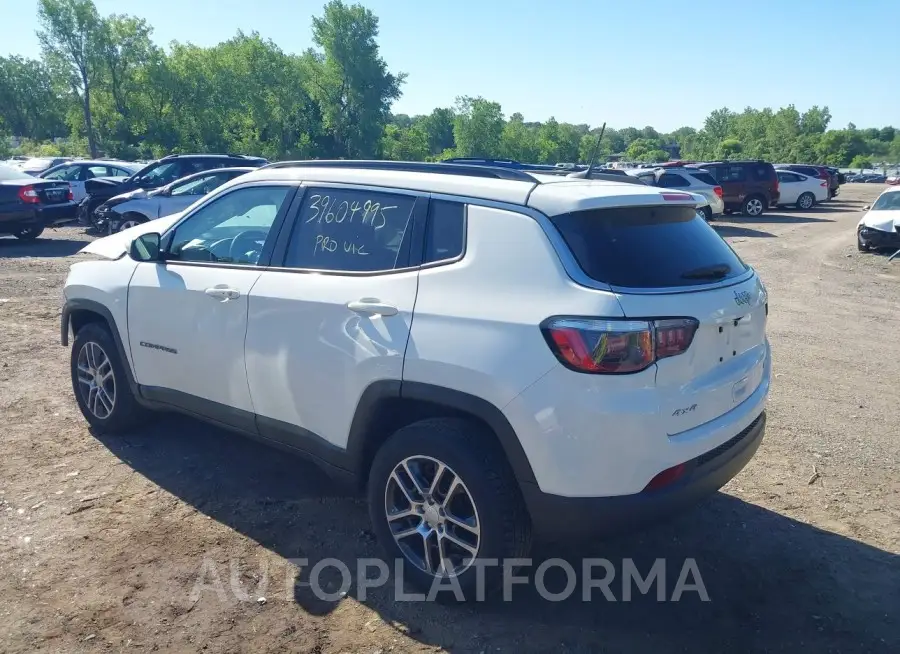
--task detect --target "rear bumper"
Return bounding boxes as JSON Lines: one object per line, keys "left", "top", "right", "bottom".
{"left": 523, "top": 411, "right": 766, "bottom": 539}
{"left": 0, "top": 202, "right": 77, "bottom": 230}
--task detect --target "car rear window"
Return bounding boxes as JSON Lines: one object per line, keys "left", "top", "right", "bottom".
{"left": 550, "top": 205, "right": 749, "bottom": 288}
{"left": 687, "top": 171, "right": 717, "bottom": 185}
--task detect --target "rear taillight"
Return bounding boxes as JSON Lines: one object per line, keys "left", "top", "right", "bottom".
{"left": 541, "top": 317, "right": 699, "bottom": 374}
{"left": 17, "top": 185, "right": 40, "bottom": 204}
{"left": 713, "top": 185, "right": 723, "bottom": 198}
{"left": 819, "top": 181, "right": 827, "bottom": 187}
{"left": 66, "top": 186, "right": 74, "bottom": 201}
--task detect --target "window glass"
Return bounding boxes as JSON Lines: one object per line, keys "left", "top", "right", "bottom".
{"left": 285, "top": 188, "right": 416, "bottom": 272}
{"left": 687, "top": 170, "right": 718, "bottom": 186}
{"left": 777, "top": 172, "right": 798, "bottom": 183}
{"left": 550, "top": 205, "right": 748, "bottom": 288}
{"left": 135, "top": 161, "right": 184, "bottom": 186}
{"left": 45, "top": 165, "right": 80, "bottom": 181}
{"left": 110, "top": 166, "right": 132, "bottom": 177}
{"left": 170, "top": 172, "right": 230, "bottom": 197}
{"left": 86, "top": 165, "right": 111, "bottom": 179}
{"left": 657, "top": 173, "right": 690, "bottom": 188}
{"left": 424, "top": 200, "right": 465, "bottom": 263}
{"left": 167, "top": 186, "right": 290, "bottom": 265}
{"left": 752, "top": 164, "right": 773, "bottom": 181}
{"left": 718, "top": 166, "right": 746, "bottom": 183}
{"left": 872, "top": 191, "right": 900, "bottom": 211}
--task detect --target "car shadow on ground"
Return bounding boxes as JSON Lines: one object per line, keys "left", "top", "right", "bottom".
{"left": 97, "top": 416, "right": 900, "bottom": 652}
{"left": 746, "top": 212, "right": 835, "bottom": 224}
{"left": 711, "top": 224, "right": 776, "bottom": 239}
{"left": 0, "top": 233, "right": 91, "bottom": 258}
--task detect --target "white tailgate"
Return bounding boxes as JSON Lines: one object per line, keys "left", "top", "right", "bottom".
{"left": 616, "top": 274, "right": 768, "bottom": 435}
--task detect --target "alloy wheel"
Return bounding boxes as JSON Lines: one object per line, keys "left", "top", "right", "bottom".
{"left": 385, "top": 455, "right": 481, "bottom": 577}
{"left": 746, "top": 198, "right": 763, "bottom": 216}
{"left": 76, "top": 341, "right": 116, "bottom": 419}
{"left": 799, "top": 194, "right": 813, "bottom": 209}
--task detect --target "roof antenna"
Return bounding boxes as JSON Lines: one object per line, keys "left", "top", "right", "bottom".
{"left": 568, "top": 122, "right": 606, "bottom": 179}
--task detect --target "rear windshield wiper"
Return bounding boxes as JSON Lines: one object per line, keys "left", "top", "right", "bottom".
{"left": 681, "top": 264, "right": 731, "bottom": 281}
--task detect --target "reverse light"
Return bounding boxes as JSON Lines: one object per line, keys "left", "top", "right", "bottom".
{"left": 541, "top": 317, "right": 699, "bottom": 374}
{"left": 17, "top": 185, "right": 40, "bottom": 204}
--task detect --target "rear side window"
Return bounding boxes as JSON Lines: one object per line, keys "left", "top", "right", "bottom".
{"left": 550, "top": 206, "right": 748, "bottom": 288}
{"left": 284, "top": 188, "right": 416, "bottom": 272}
{"left": 657, "top": 173, "right": 689, "bottom": 188}
{"left": 753, "top": 164, "right": 774, "bottom": 181}
{"left": 718, "top": 166, "right": 746, "bottom": 182}
{"left": 688, "top": 171, "right": 717, "bottom": 185}
{"left": 424, "top": 200, "right": 465, "bottom": 263}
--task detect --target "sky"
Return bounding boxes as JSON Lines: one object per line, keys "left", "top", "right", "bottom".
{"left": 1, "top": 0, "right": 896, "bottom": 132}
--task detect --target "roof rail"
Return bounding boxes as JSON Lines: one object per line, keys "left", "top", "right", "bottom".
{"left": 259, "top": 159, "right": 539, "bottom": 182}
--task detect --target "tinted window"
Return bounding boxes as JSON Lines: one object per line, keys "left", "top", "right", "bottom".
{"left": 657, "top": 173, "right": 689, "bottom": 188}
{"left": 170, "top": 171, "right": 232, "bottom": 197}
{"left": 550, "top": 206, "right": 748, "bottom": 288}
{"left": 777, "top": 172, "right": 800, "bottom": 183}
{"left": 168, "top": 186, "right": 290, "bottom": 265}
{"left": 285, "top": 188, "right": 416, "bottom": 272}
{"left": 424, "top": 200, "right": 465, "bottom": 263}
{"left": 718, "top": 166, "right": 746, "bottom": 182}
{"left": 687, "top": 170, "right": 717, "bottom": 185}
{"left": 752, "top": 164, "right": 774, "bottom": 181}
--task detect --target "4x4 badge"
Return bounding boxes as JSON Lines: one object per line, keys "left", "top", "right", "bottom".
{"left": 734, "top": 290, "right": 752, "bottom": 306}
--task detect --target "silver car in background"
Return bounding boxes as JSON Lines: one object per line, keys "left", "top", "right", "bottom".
{"left": 627, "top": 166, "right": 725, "bottom": 220}
{"left": 102, "top": 167, "right": 254, "bottom": 233}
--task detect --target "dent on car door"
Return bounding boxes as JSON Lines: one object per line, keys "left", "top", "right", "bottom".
{"left": 245, "top": 185, "right": 426, "bottom": 451}
{"left": 126, "top": 184, "right": 296, "bottom": 418}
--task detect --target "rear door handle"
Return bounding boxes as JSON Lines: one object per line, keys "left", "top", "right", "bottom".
{"left": 347, "top": 298, "right": 398, "bottom": 316}
{"left": 205, "top": 287, "right": 240, "bottom": 301}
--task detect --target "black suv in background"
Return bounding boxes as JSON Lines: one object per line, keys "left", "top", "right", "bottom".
{"left": 697, "top": 160, "right": 780, "bottom": 217}
{"left": 77, "top": 153, "right": 268, "bottom": 227}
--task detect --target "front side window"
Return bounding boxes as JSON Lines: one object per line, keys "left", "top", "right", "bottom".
{"left": 170, "top": 172, "right": 231, "bottom": 197}
{"left": 166, "top": 186, "right": 291, "bottom": 265}
{"left": 284, "top": 188, "right": 416, "bottom": 272}
{"left": 718, "top": 166, "right": 746, "bottom": 183}
{"left": 134, "top": 161, "right": 184, "bottom": 186}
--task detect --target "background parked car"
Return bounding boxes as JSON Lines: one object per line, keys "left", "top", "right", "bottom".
{"left": 40, "top": 160, "right": 142, "bottom": 202}
{"left": 857, "top": 186, "right": 900, "bottom": 251}
{"left": 15, "top": 157, "right": 73, "bottom": 176}
{"left": 775, "top": 170, "right": 828, "bottom": 209}
{"left": 626, "top": 166, "right": 725, "bottom": 219}
{"left": 696, "top": 160, "right": 780, "bottom": 217}
{"left": 78, "top": 153, "right": 267, "bottom": 229}
{"left": 103, "top": 167, "right": 254, "bottom": 233}
{"left": 775, "top": 164, "right": 839, "bottom": 199}
{"left": 0, "top": 164, "right": 76, "bottom": 240}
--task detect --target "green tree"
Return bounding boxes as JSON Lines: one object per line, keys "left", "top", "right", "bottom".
{"left": 849, "top": 155, "right": 873, "bottom": 169}
{"left": 0, "top": 56, "right": 69, "bottom": 139}
{"left": 304, "top": 0, "right": 404, "bottom": 158}
{"left": 418, "top": 107, "right": 455, "bottom": 155}
{"left": 720, "top": 138, "right": 743, "bottom": 158}
{"left": 499, "top": 112, "right": 539, "bottom": 162}
{"left": 37, "top": 0, "right": 102, "bottom": 156}
{"left": 381, "top": 123, "right": 429, "bottom": 160}
{"left": 452, "top": 96, "right": 503, "bottom": 158}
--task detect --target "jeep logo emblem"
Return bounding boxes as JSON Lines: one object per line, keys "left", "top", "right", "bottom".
{"left": 734, "top": 290, "right": 752, "bottom": 306}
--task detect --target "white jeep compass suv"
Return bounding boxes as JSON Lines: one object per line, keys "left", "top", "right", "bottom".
{"left": 62, "top": 160, "right": 770, "bottom": 596}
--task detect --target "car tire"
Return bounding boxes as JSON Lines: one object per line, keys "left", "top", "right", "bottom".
{"left": 13, "top": 226, "right": 44, "bottom": 241}
{"left": 367, "top": 417, "right": 532, "bottom": 601}
{"left": 796, "top": 192, "right": 815, "bottom": 210}
{"left": 70, "top": 322, "right": 151, "bottom": 434}
{"left": 699, "top": 205, "right": 712, "bottom": 221}
{"left": 117, "top": 215, "right": 146, "bottom": 233}
{"left": 741, "top": 195, "right": 765, "bottom": 217}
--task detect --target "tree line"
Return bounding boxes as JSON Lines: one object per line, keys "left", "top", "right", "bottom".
{"left": 1, "top": 0, "right": 897, "bottom": 170}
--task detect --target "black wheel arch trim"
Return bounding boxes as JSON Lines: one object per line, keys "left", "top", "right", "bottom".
{"left": 345, "top": 380, "right": 537, "bottom": 486}
{"left": 61, "top": 298, "right": 139, "bottom": 396}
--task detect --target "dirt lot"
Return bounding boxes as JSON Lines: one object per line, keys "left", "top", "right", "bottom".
{"left": 1, "top": 184, "right": 898, "bottom": 653}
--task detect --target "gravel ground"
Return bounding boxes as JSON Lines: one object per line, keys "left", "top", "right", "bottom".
{"left": 0, "top": 184, "right": 898, "bottom": 653}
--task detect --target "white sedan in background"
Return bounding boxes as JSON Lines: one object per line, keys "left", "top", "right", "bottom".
{"left": 40, "top": 160, "right": 141, "bottom": 202}
{"left": 775, "top": 170, "right": 828, "bottom": 209}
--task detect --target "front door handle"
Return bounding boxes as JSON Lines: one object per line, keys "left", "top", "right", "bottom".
{"left": 205, "top": 287, "right": 240, "bottom": 301}
{"left": 347, "top": 298, "right": 398, "bottom": 316}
